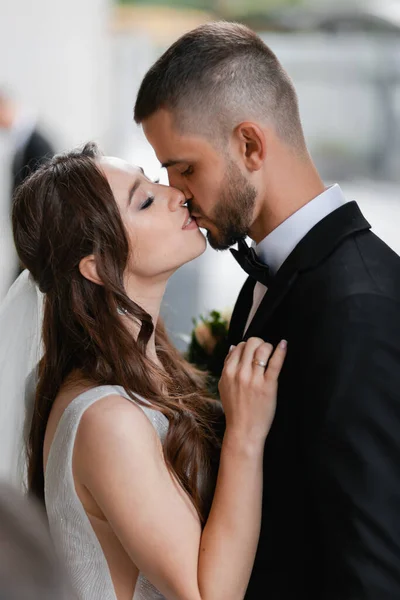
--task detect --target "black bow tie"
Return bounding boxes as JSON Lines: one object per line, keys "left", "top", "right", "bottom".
{"left": 230, "top": 238, "right": 272, "bottom": 287}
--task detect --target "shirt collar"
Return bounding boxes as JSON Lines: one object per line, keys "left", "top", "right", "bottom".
{"left": 255, "top": 184, "right": 347, "bottom": 275}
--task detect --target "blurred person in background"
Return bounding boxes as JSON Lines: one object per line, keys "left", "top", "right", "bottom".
{"left": 0, "top": 88, "right": 55, "bottom": 195}
{"left": 0, "top": 142, "right": 287, "bottom": 600}
{"left": 0, "top": 482, "right": 72, "bottom": 600}
{"left": 135, "top": 21, "right": 400, "bottom": 600}
{"left": 0, "top": 88, "right": 55, "bottom": 279}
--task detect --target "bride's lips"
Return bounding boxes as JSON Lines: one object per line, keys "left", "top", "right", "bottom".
{"left": 182, "top": 214, "right": 199, "bottom": 230}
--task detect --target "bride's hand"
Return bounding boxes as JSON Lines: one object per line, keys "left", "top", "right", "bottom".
{"left": 219, "top": 338, "right": 287, "bottom": 443}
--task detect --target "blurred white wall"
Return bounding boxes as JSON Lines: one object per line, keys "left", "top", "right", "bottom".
{"left": 0, "top": 0, "right": 112, "bottom": 299}
{"left": 0, "top": 0, "right": 112, "bottom": 149}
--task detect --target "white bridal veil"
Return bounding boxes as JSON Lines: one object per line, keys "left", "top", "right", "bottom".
{"left": 0, "top": 270, "right": 44, "bottom": 488}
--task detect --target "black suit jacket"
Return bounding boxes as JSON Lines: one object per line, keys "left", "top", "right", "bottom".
{"left": 228, "top": 202, "right": 400, "bottom": 599}
{"left": 11, "top": 128, "right": 54, "bottom": 193}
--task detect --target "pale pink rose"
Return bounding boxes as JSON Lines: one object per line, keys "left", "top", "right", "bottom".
{"left": 194, "top": 321, "right": 217, "bottom": 355}
{"left": 220, "top": 306, "right": 233, "bottom": 326}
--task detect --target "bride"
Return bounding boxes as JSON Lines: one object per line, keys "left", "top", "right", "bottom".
{"left": 2, "top": 142, "right": 287, "bottom": 600}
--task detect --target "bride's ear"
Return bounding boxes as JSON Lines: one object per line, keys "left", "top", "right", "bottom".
{"left": 79, "top": 255, "right": 103, "bottom": 286}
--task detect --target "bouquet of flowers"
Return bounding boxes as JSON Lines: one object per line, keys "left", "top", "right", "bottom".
{"left": 186, "top": 308, "right": 232, "bottom": 397}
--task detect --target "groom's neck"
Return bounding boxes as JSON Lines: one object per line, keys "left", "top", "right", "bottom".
{"left": 249, "top": 153, "right": 325, "bottom": 243}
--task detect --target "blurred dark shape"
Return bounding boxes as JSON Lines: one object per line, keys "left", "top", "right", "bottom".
{"left": 0, "top": 88, "right": 55, "bottom": 196}
{"left": 0, "top": 482, "right": 73, "bottom": 600}
{"left": 0, "top": 88, "right": 55, "bottom": 278}
{"left": 249, "top": 0, "right": 400, "bottom": 183}
{"left": 267, "top": 0, "right": 400, "bottom": 35}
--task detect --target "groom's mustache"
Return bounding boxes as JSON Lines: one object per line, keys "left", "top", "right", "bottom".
{"left": 187, "top": 198, "right": 206, "bottom": 221}
{"left": 186, "top": 198, "right": 194, "bottom": 213}
{"left": 186, "top": 198, "right": 220, "bottom": 232}
{"left": 187, "top": 198, "right": 201, "bottom": 218}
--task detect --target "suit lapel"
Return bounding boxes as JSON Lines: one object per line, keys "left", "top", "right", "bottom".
{"left": 242, "top": 201, "right": 371, "bottom": 340}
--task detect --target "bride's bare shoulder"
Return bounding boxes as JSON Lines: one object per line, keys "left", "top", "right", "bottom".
{"left": 44, "top": 372, "right": 152, "bottom": 470}
{"left": 76, "top": 390, "right": 159, "bottom": 453}
{"left": 73, "top": 388, "right": 165, "bottom": 497}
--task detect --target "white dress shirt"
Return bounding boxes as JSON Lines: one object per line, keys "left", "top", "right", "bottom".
{"left": 244, "top": 184, "right": 347, "bottom": 333}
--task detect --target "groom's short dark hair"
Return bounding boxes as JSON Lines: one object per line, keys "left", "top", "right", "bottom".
{"left": 134, "top": 21, "right": 306, "bottom": 151}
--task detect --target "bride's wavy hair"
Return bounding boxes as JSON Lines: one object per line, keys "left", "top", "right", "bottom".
{"left": 12, "top": 143, "right": 222, "bottom": 524}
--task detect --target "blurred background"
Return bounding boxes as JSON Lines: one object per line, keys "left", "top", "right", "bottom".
{"left": 1, "top": 0, "right": 400, "bottom": 349}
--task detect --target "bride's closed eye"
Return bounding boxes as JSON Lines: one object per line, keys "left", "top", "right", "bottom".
{"left": 140, "top": 196, "right": 155, "bottom": 210}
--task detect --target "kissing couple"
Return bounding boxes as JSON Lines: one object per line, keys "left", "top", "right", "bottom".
{"left": 1, "top": 21, "right": 400, "bottom": 600}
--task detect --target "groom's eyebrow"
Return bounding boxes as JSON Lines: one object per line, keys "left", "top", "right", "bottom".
{"left": 161, "top": 160, "right": 182, "bottom": 169}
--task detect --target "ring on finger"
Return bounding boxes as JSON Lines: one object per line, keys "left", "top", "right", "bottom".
{"left": 253, "top": 359, "right": 267, "bottom": 368}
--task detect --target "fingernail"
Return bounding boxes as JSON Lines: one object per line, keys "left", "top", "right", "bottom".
{"left": 229, "top": 345, "right": 236, "bottom": 353}
{"left": 279, "top": 339, "right": 287, "bottom": 349}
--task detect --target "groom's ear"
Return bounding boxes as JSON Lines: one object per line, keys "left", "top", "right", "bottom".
{"left": 234, "top": 122, "right": 266, "bottom": 171}
{"left": 79, "top": 255, "right": 104, "bottom": 286}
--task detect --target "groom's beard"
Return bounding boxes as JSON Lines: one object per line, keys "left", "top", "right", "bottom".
{"left": 206, "top": 161, "right": 257, "bottom": 251}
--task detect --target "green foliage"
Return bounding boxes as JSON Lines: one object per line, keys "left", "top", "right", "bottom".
{"left": 117, "top": 0, "right": 215, "bottom": 9}
{"left": 117, "top": 0, "right": 304, "bottom": 14}
{"left": 218, "top": 0, "right": 303, "bottom": 13}
{"left": 194, "top": 310, "right": 229, "bottom": 341}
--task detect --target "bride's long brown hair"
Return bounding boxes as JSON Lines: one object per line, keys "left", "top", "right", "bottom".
{"left": 12, "top": 143, "right": 222, "bottom": 524}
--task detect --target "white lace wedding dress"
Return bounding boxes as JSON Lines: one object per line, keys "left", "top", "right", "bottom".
{"left": 45, "top": 385, "right": 168, "bottom": 600}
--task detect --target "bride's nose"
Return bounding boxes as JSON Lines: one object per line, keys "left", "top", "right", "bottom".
{"left": 168, "top": 188, "right": 187, "bottom": 212}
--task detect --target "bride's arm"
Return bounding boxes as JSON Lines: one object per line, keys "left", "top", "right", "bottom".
{"left": 75, "top": 338, "right": 286, "bottom": 600}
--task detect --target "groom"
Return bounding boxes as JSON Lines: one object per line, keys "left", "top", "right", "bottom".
{"left": 134, "top": 22, "right": 400, "bottom": 599}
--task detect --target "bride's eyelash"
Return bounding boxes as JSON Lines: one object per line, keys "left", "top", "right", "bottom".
{"left": 153, "top": 178, "right": 160, "bottom": 184}
{"left": 140, "top": 196, "right": 154, "bottom": 210}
